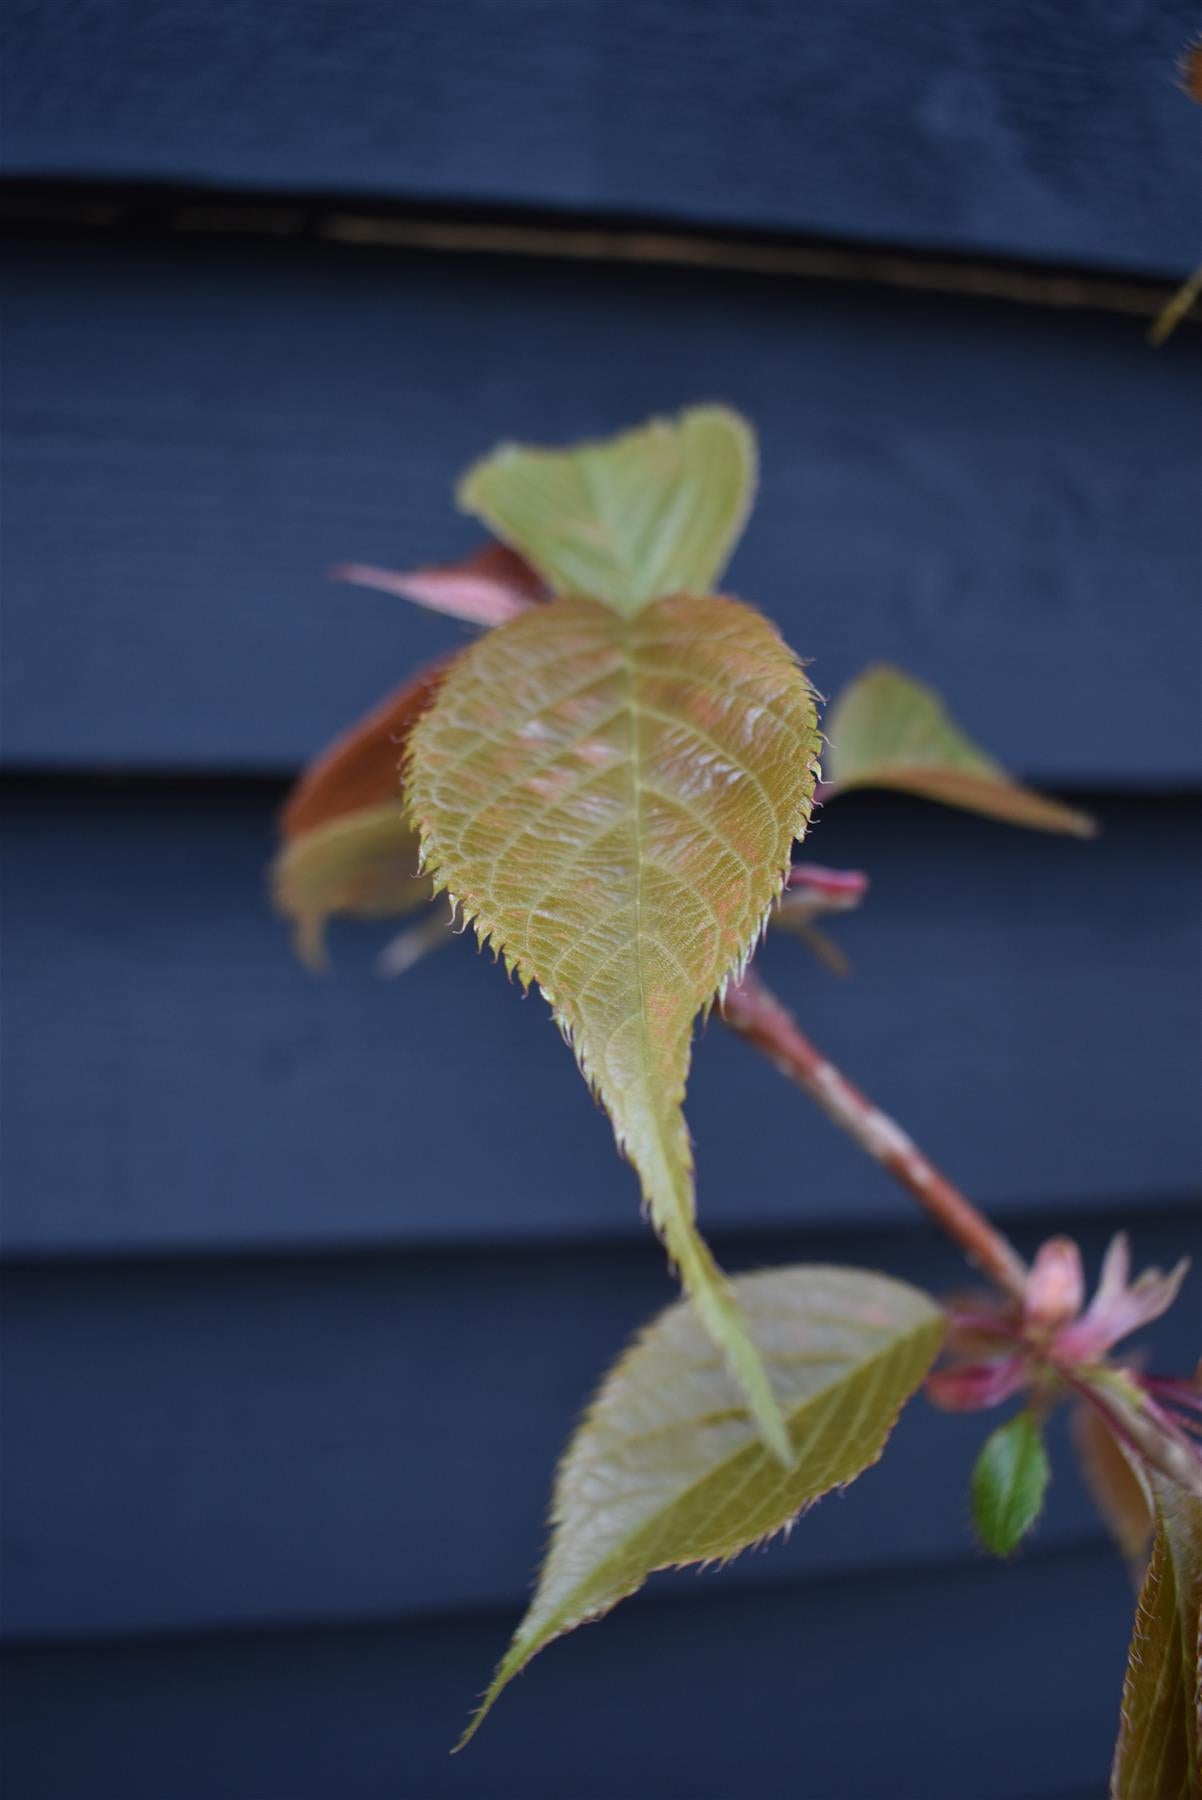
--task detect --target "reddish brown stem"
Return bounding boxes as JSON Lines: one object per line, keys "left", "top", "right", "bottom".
{"left": 723, "top": 968, "right": 1029, "bottom": 1300}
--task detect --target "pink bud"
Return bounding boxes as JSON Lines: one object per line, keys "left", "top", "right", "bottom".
{"left": 784, "top": 865, "right": 870, "bottom": 904}
{"left": 1025, "top": 1237, "right": 1085, "bottom": 1330}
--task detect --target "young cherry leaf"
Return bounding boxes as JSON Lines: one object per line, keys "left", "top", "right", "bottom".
{"left": 1111, "top": 1478, "right": 1202, "bottom": 1800}
{"left": 458, "top": 1265, "right": 943, "bottom": 1747}
{"left": 823, "top": 664, "right": 1096, "bottom": 837}
{"left": 273, "top": 805, "right": 431, "bottom": 969}
{"left": 273, "top": 657, "right": 452, "bottom": 965}
{"left": 280, "top": 657, "right": 453, "bottom": 841}
{"left": 330, "top": 542, "right": 547, "bottom": 627}
{"left": 406, "top": 592, "right": 822, "bottom": 1463}
{"left": 1072, "top": 1401, "right": 1154, "bottom": 1572}
{"left": 971, "top": 1410, "right": 1050, "bottom": 1556}
{"left": 456, "top": 405, "right": 756, "bottom": 616}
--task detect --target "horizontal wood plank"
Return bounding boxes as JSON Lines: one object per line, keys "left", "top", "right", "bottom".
{"left": 2, "top": 784, "right": 1198, "bottom": 1257}
{"left": 2, "top": 1214, "right": 1197, "bottom": 1642}
{"left": 2, "top": 229, "right": 1199, "bottom": 779}
{"left": 2, "top": 1, "right": 1199, "bottom": 274}
{"left": 0, "top": 1547, "right": 1136, "bottom": 1799}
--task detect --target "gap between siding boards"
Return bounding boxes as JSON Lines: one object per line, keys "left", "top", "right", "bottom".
{"left": 0, "top": 183, "right": 1192, "bottom": 326}
{"left": 2, "top": 1191, "right": 1197, "bottom": 1275}
{"left": 0, "top": 1536, "right": 1115, "bottom": 1653}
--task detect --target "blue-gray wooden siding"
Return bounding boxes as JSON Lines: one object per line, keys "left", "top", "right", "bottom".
{"left": 2, "top": 5, "right": 1201, "bottom": 1796}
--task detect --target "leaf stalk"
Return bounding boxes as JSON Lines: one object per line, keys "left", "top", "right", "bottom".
{"left": 722, "top": 967, "right": 1029, "bottom": 1300}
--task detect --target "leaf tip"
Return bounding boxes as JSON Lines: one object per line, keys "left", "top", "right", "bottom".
{"left": 453, "top": 1644, "right": 528, "bottom": 1752}
{"left": 293, "top": 916, "right": 329, "bottom": 972}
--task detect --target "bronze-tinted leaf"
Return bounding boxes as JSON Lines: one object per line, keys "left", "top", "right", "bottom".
{"left": 823, "top": 664, "right": 1096, "bottom": 836}
{"left": 281, "top": 656, "right": 453, "bottom": 841}
{"left": 1072, "top": 1401, "right": 1154, "bottom": 1570}
{"left": 1112, "top": 1478, "right": 1202, "bottom": 1799}
{"left": 275, "top": 658, "right": 452, "bottom": 963}
{"left": 407, "top": 593, "right": 822, "bottom": 1459}
{"left": 461, "top": 1265, "right": 943, "bottom": 1744}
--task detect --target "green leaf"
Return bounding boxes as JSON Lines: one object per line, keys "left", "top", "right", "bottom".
{"left": 971, "top": 1411, "right": 1050, "bottom": 1556}
{"left": 456, "top": 406, "right": 757, "bottom": 616}
{"left": 1112, "top": 1479, "right": 1202, "bottom": 1800}
{"left": 407, "top": 593, "right": 822, "bottom": 1461}
{"left": 459, "top": 1265, "right": 944, "bottom": 1746}
{"left": 272, "top": 804, "right": 431, "bottom": 968}
{"left": 824, "top": 665, "right": 1096, "bottom": 836}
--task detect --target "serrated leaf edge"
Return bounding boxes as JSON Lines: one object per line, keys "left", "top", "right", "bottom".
{"left": 405, "top": 601, "right": 821, "bottom": 1469}
{"left": 457, "top": 1277, "right": 943, "bottom": 1747}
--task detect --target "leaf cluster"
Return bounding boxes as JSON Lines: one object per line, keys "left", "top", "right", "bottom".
{"left": 275, "top": 409, "right": 1196, "bottom": 1773}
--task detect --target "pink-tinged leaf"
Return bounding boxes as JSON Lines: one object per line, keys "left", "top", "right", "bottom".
{"left": 1059, "top": 1237, "right": 1192, "bottom": 1363}
{"left": 783, "top": 864, "right": 870, "bottom": 906}
{"left": 1111, "top": 1479, "right": 1202, "bottom": 1798}
{"left": 1096, "top": 1232, "right": 1135, "bottom": 1313}
{"left": 1072, "top": 1401, "right": 1154, "bottom": 1570}
{"left": 778, "top": 865, "right": 869, "bottom": 925}
{"left": 274, "top": 657, "right": 454, "bottom": 964}
{"left": 926, "top": 1355, "right": 1028, "bottom": 1413}
{"left": 281, "top": 657, "right": 455, "bottom": 841}
{"left": 943, "top": 1296, "right": 1022, "bottom": 1359}
{"left": 1072, "top": 1370, "right": 1202, "bottom": 1499}
{"left": 1026, "top": 1236, "right": 1086, "bottom": 1331}
{"left": 1145, "top": 1375, "right": 1202, "bottom": 1423}
{"left": 331, "top": 544, "right": 548, "bottom": 628}
{"left": 773, "top": 865, "right": 869, "bottom": 973}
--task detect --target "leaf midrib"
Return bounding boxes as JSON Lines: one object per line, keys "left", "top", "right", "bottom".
{"left": 519, "top": 1313, "right": 939, "bottom": 1656}
{"left": 622, "top": 625, "right": 651, "bottom": 1099}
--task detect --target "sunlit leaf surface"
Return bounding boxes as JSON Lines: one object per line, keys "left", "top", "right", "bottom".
{"left": 824, "top": 664, "right": 1095, "bottom": 836}
{"left": 1112, "top": 1480, "right": 1202, "bottom": 1799}
{"left": 457, "top": 406, "right": 756, "bottom": 616}
{"left": 407, "top": 594, "right": 821, "bottom": 1459}
{"left": 460, "top": 1265, "right": 943, "bottom": 1744}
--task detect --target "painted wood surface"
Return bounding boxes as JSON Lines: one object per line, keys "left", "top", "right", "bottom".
{"left": 3, "top": 785, "right": 1197, "bottom": 1256}
{"left": 3, "top": 22, "right": 1199, "bottom": 1785}
{"left": 3, "top": 230, "right": 1199, "bottom": 780}
{"left": 2, "top": 1211, "right": 1197, "bottom": 1642}
{"left": 0, "top": 1546, "right": 1144, "bottom": 1799}
{"left": 3, "top": 0, "right": 1200, "bottom": 274}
